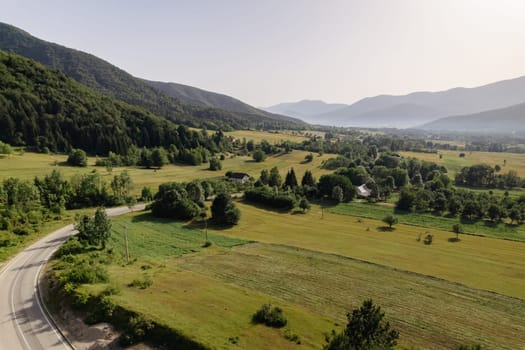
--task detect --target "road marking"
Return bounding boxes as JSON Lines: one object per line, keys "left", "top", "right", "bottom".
{"left": 10, "top": 250, "right": 37, "bottom": 350}
{"left": 1, "top": 205, "right": 145, "bottom": 349}
{"left": 34, "top": 234, "right": 74, "bottom": 350}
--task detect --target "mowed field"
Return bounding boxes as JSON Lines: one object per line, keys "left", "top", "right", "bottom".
{"left": 211, "top": 203, "right": 525, "bottom": 300}
{"left": 0, "top": 150, "right": 332, "bottom": 195}
{"left": 400, "top": 149, "right": 525, "bottom": 177}
{"left": 223, "top": 129, "right": 311, "bottom": 143}
{"left": 87, "top": 211, "right": 525, "bottom": 350}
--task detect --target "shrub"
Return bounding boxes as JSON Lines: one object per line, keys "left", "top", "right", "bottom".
{"left": 252, "top": 149, "right": 266, "bottom": 162}
{"left": 245, "top": 187, "right": 296, "bottom": 210}
{"left": 284, "top": 329, "right": 301, "bottom": 344}
{"left": 60, "top": 262, "right": 109, "bottom": 284}
{"left": 54, "top": 238, "right": 85, "bottom": 258}
{"left": 67, "top": 149, "right": 88, "bottom": 167}
{"left": 209, "top": 157, "right": 222, "bottom": 171}
{"left": 128, "top": 276, "right": 153, "bottom": 289}
{"left": 252, "top": 304, "right": 287, "bottom": 328}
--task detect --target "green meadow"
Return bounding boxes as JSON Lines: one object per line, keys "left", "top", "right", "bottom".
{"left": 73, "top": 210, "right": 525, "bottom": 350}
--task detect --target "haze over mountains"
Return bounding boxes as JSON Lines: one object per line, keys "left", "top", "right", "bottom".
{"left": 264, "top": 76, "right": 525, "bottom": 133}
{"left": 0, "top": 22, "right": 303, "bottom": 131}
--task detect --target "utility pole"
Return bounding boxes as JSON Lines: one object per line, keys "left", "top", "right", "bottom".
{"left": 204, "top": 217, "right": 208, "bottom": 242}
{"left": 124, "top": 224, "right": 129, "bottom": 264}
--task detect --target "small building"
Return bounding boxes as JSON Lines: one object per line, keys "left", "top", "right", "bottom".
{"left": 228, "top": 172, "right": 250, "bottom": 184}
{"left": 356, "top": 184, "right": 371, "bottom": 198}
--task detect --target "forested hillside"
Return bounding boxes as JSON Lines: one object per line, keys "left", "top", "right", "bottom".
{"left": 0, "top": 50, "right": 225, "bottom": 154}
{"left": 0, "top": 22, "right": 305, "bottom": 130}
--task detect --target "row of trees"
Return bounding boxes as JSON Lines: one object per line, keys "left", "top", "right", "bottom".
{"left": 455, "top": 164, "right": 523, "bottom": 189}
{"left": 0, "top": 169, "right": 135, "bottom": 234}
{"left": 397, "top": 185, "right": 525, "bottom": 223}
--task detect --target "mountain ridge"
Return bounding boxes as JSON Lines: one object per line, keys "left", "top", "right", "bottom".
{"left": 266, "top": 75, "right": 525, "bottom": 128}
{"left": 0, "top": 22, "right": 305, "bottom": 130}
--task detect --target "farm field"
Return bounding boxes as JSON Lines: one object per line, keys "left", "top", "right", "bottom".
{"left": 209, "top": 202, "right": 525, "bottom": 299}
{"left": 0, "top": 150, "right": 332, "bottom": 195}
{"left": 400, "top": 149, "right": 525, "bottom": 177}
{"left": 329, "top": 201, "right": 525, "bottom": 241}
{"left": 223, "top": 129, "right": 311, "bottom": 143}
{"left": 78, "top": 212, "right": 525, "bottom": 350}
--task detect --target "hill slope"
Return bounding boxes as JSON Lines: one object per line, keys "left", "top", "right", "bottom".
{"left": 0, "top": 49, "right": 214, "bottom": 154}
{"left": 0, "top": 22, "right": 304, "bottom": 130}
{"left": 419, "top": 102, "right": 525, "bottom": 134}
{"left": 143, "top": 79, "right": 283, "bottom": 120}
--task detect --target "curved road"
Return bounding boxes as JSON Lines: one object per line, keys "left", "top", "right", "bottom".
{"left": 0, "top": 205, "right": 144, "bottom": 350}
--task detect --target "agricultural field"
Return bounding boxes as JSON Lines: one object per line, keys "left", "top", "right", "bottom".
{"left": 329, "top": 201, "right": 525, "bottom": 241}
{"left": 223, "top": 129, "right": 312, "bottom": 143}
{"left": 74, "top": 211, "right": 525, "bottom": 350}
{"left": 400, "top": 149, "right": 525, "bottom": 177}
{"left": 0, "top": 150, "right": 332, "bottom": 195}
{"left": 210, "top": 202, "right": 525, "bottom": 300}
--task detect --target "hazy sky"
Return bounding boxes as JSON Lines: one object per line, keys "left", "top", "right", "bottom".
{"left": 2, "top": 0, "right": 525, "bottom": 107}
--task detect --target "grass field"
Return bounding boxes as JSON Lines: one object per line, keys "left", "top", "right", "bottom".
{"left": 223, "top": 129, "right": 310, "bottom": 143}
{"left": 0, "top": 150, "right": 332, "bottom": 195}
{"left": 77, "top": 211, "right": 525, "bottom": 350}
{"left": 209, "top": 202, "right": 525, "bottom": 300}
{"left": 329, "top": 201, "right": 525, "bottom": 242}
{"left": 400, "top": 149, "right": 525, "bottom": 177}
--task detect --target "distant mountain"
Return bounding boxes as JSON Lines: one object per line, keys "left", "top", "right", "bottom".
{"left": 0, "top": 22, "right": 304, "bottom": 130}
{"left": 262, "top": 100, "right": 347, "bottom": 124}
{"left": 419, "top": 102, "right": 525, "bottom": 134}
{"left": 316, "top": 76, "right": 525, "bottom": 127}
{"left": 266, "top": 76, "right": 525, "bottom": 128}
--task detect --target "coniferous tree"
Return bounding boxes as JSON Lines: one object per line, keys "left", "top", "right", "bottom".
{"left": 284, "top": 168, "right": 298, "bottom": 189}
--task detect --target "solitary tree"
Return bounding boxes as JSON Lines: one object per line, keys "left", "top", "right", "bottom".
{"left": 211, "top": 193, "right": 241, "bottom": 225}
{"left": 324, "top": 299, "right": 399, "bottom": 350}
{"left": 67, "top": 149, "right": 88, "bottom": 167}
{"left": 452, "top": 223, "right": 463, "bottom": 241}
{"left": 382, "top": 215, "right": 398, "bottom": 229}
{"left": 151, "top": 148, "right": 168, "bottom": 168}
{"left": 299, "top": 198, "right": 311, "bottom": 213}
{"left": 0, "top": 141, "right": 13, "bottom": 156}
{"left": 253, "top": 149, "right": 266, "bottom": 162}
{"left": 209, "top": 157, "right": 222, "bottom": 171}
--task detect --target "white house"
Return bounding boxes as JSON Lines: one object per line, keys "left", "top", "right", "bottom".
{"left": 356, "top": 184, "right": 371, "bottom": 198}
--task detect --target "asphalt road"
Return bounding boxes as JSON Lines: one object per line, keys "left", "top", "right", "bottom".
{"left": 0, "top": 205, "right": 144, "bottom": 350}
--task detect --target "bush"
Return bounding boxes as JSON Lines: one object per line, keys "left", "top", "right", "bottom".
{"left": 252, "top": 304, "right": 287, "bottom": 328}
{"left": 209, "top": 157, "right": 222, "bottom": 171}
{"left": 128, "top": 275, "right": 153, "bottom": 289}
{"left": 245, "top": 187, "right": 296, "bottom": 210}
{"left": 60, "top": 262, "right": 109, "bottom": 284}
{"left": 67, "top": 149, "right": 88, "bottom": 167}
{"left": 252, "top": 149, "right": 266, "bottom": 162}
{"left": 54, "top": 238, "right": 85, "bottom": 258}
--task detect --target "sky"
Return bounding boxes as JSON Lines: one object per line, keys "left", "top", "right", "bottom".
{"left": 2, "top": 0, "right": 525, "bottom": 107}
